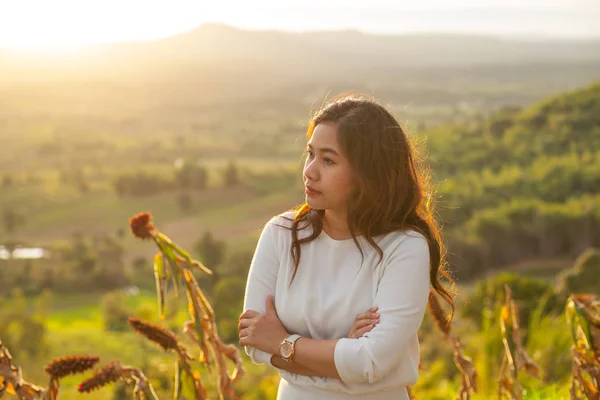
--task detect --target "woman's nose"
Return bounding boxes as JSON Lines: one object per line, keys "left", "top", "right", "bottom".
{"left": 303, "top": 159, "right": 319, "bottom": 182}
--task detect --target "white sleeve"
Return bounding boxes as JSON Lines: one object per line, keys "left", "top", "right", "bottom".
{"left": 242, "top": 219, "right": 281, "bottom": 366}
{"left": 333, "top": 233, "right": 431, "bottom": 383}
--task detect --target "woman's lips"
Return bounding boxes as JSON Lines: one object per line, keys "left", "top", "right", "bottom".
{"left": 305, "top": 186, "right": 321, "bottom": 196}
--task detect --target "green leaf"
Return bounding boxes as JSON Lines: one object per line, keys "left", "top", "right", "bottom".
{"left": 158, "top": 232, "right": 194, "bottom": 263}
{"left": 170, "top": 268, "right": 180, "bottom": 297}
{"left": 153, "top": 253, "right": 166, "bottom": 319}
{"left": 174, "top": 360, "right": 197, "bottom": 400}
{"left": 157, "top": 240, "right": 177, "bottom": 269}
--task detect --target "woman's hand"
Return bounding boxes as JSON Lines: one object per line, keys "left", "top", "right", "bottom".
{"left": 238, "top": 296, "right": 289, "bottom": 355}
{"left": 347, "top": 306, "right": 379, "bottom": 338}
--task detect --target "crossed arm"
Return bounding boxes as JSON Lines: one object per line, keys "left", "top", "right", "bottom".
{"left": 268, "top": 308, "right": 378, "bottom": 377}
{"left": 240, "top": 223, "right": 431, "bottom": 383}
{"left": 239, "top": 302, "right": 379, "bottom": 378}
{"left": 269, "top": 340, "right": 339, "bottom": 377}
{"left": 271, "top": 338, "right": 340, "bottom": 378}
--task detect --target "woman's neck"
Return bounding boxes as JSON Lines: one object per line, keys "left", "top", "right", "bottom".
{"left": 322, "top": 210, "right": 353, "bottom": 240}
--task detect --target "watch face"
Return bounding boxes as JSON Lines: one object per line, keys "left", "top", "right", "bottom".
{"left": 280, "top": 342, "right": 293, "bottom": 358}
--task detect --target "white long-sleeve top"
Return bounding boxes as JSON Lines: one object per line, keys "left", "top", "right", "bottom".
{"left": 243, "top": 212, "right": 431, "bottom": 399}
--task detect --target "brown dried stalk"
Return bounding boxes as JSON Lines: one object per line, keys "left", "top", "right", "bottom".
{"left": 427, "top": 290, "right": 477, "bottom": 400}
{"left": 567, "top": 294, "right": 600, "bottom": 399}
{"left": 570, "top": 351, "right": 599, "bottom": 400}
{"left": 182, "top": 268, "right": 244, "bottom": 400}
{"left": 0, "top": 339, "right": 47, "bottom": 400}
{"left": 452, "top": 338, "right": 478, "bottom": 400}
{"left": 126, "top": 316, "right": 205, "bottom": 399}
{"left": 175, "top": 346, "right": 207, "bottom": 400}
{"left": 78, "top": 360, "right": 159, "bottom": 400}
{"left": 129, "top": 211, "right": 245, "bottom": 400}
{"left": 498, "top": 285, "right": 539, "bottom": 400}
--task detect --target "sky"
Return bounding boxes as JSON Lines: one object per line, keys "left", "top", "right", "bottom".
{"left": 0, "top": 0, "right": 598, "bottom": 48}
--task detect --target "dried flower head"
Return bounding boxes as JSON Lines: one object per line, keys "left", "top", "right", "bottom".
{"left": 45, "top": 355, "right": 100, "bottom": 379}
{"left": 129, "top": 212, "right": 156, "bottom": 240}
{"left": 128, "top": 317, "right": 179, "bottom": 352}
{"left": 78, "top": 361, "right": 123, "bottom": 393}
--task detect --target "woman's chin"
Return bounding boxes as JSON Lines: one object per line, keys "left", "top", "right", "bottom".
{"left": 305, "top": 197, "right": 324, "bottom": 209}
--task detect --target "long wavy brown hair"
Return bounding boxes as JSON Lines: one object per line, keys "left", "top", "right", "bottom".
{"left": 282, "top": 93, "right": 456, "bottom": 318}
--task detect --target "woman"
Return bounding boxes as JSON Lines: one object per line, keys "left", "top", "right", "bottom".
{"left": 238, "top": 94, "right": 455, "bottom": 399}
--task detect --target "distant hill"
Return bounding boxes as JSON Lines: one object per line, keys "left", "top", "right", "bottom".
{"left": 428, "top": 81, "right": 600, "bottom": 174}
{"left": 150, "top": 23, "right": 600, "bottom": 66}
{"left": 1, "top": 23, "right": 600, "bottom": 82}
{"left": 426, "top": 82, "right": 600, "bottom": 277}
{"left": 1, "top": 23, "right": 599, "bottom": 123}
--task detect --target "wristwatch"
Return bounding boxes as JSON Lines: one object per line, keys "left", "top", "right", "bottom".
{"left": 279, "top": 334, "right": 301, "bottom": 362}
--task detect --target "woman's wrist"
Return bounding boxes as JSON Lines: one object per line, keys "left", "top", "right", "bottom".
{"left": 270, "top": 354, "right": 331, "bottom": 377}
{"left": 271, "top": 331, "right": 291, "bottom": 355}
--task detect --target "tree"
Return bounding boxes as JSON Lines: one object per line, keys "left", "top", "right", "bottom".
{"left": 132, "top": 256, "right": 147, "bottom": 271}
{"left": 557, "top": 247, "right": 600, "bottom": 297}
{"left": 100, "top": 290, "right": 133, "bottom": 332}
{"left": 194, "top": 232, "right": 226, "bottom": 296}
{"left": 194, "top": 165, "right": 208, "bottom": 189}
{"left": 222, "top": 248, "right": 254, "bottom": 278}
{"left": 223, "top": 161, "right": 239, "bottom": 187}
{"left": 175, "top": 162, "right": 208, "bottom": 190}
{"left": 178, "top": 192, "right": 193, "bottom": 213}
{"left": 74, "top": 169, "right": 90, "bottom": 193}
{"left": 194, "top": 232, "right": 225, "bottom": 272}
{"left": 2, "top": 208, "right": 25, "bottom": 234}
{"left": 0, "top": 288, "right": 49, "bottom": 359}
{"left": 2, "top": 174, "right": 13, "bottom": 187}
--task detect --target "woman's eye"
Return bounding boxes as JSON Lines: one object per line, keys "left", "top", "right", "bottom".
{"left": 306, "top": 150, "right": 314, "bottom": 158}
{"left": 324, "top": 158, "right": 334, "bottom": 165}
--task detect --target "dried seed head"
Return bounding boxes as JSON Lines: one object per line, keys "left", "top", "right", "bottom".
{"left": 428, "top": 291, "right": 451, "bottom": 337}
{"left": 129, "top": 212, "right": 156, "bottom": 240}
{"left": 45, "top": 356, "right": 100, "bottom": 379}
{"left": 78, "top": 361, "right": 123, "bottom": 393}
{"left": 128, "top": 317, "right": 179, "bottom": 352}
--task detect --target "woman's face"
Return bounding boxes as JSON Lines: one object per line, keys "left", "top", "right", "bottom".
{"left": 303, "top": 121, "right": 356, "bottom": 214}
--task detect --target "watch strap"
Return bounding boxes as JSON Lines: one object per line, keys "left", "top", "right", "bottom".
{"left": 281, "top": 334, "right": 302, "bottom": 362}
{"left": 285, "top": 334, "right": 301, "bottom": 345}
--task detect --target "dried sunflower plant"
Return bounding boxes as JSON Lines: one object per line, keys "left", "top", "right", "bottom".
{"left": 0, "top": 212, "right": 243, "bottom": 400}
